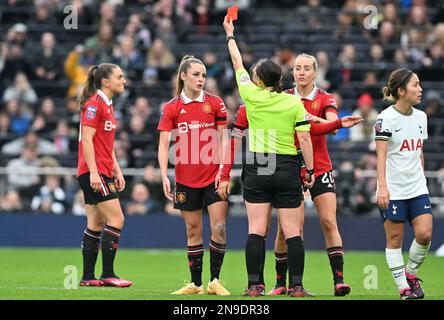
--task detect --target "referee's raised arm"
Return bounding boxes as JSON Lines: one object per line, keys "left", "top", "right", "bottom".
{"left": 223, "top": 16, "right": 243, "bottom": 72}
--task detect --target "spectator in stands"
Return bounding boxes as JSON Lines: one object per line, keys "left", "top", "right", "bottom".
{"left": 406, "top": 29, "right": 427, "bottom": 63}
{"left": 33, "top": 32, "right": 62, "bottom": 82}
{"left": 0, "top": 112, "right": 12, "bottom": 139}
{"left": 65, "top": 97, "right": 81, "bottom": 129}
{"left": 335, "top": 160, "right": 355, "bottom": 213}
{"left": 421, "top": 42, "right": 444, "bottom": 81}
{"left": 84, "top": 22, "right": 115, "bottom": 62}
{"left": 72, "top": 190, "right": 86, "bottom": 216}
{"left": 393, "top": 48, "right": 409, "bottom": 68}
{"left": 297, "top": 0, "right": 328, "bottom": 29}
{"left": 205, "top": 77, "right": 222, "bottom": 96}
{"left": 3, "top": 72, "right": 38, "bottom": 106}
{"left": 30, "top": 2, "right": 56, "bottom": 26}
{"left": 156, "top": 17, "right": 177, "bottom": 48}
{"left": 97, "top": 2, "right": 117, "bottom": 27}
{"left": 0, "top": 190, "right": 23, "bottom": 212}
{"left": 6, "top": 145, "right": 41, "bottom": 195}
{"left": 30, "top": 97, "right": 58, "bottom": 135}
{"left": 31, "top": 175, "right": 66, "bottom": 215}
{"left": 6, "top": 23, "right": 31, "bottom": 51}
{"left": 144, "top": 38, "right": 176, "bottom": 84}
{"left": 353, "top": 154, "right": 377, "bottom": 214}
{"left": 428, "top": 23, "right": 444, "bottom": 48}
{"left": 130, "top": 97, "right": 153, "bottom": 122}
{"left": 64, "top": 43, "right": 97, "bottom": 99}
{"left": 111, "top": 36, "right": 144, "bottom": 82}
{"left": 0, "top": 43, "right": 15, "bottom": 95}
{"left": 349, "top": 93, "right": 378, "bottom": 142}
{"left": 315, "top": 51, "right": 331, "bottom": 90}
{"left": 2, "top": 130, "right": 58, "bottom": 155}
{"left": 118, "top": 13, "right": 152, "bottom": 52}
{"left": 369, "top": 44, "right": 387, "bottom": 76}
{"left": 133, "top": 163, "right": 165, "bottom": 207}
{"left": 273, "top": 47, "right": 295, "bottom": 89}
{"left": 363, "top": 71, "right": 380, "bottom": 100}
{"left": 381, "top": 2, "right": 401, "bottom": 28}
{"left": 53, "top": 120, "right": 72, "bottom": 154}
{"left": 203, "top": 51, "right": 224, "bottom": 80}
{"left": 125, "top": 183, "right": 160, "bottom": 216}
{"left": 114, "top": 138, "right": 130, "bottom": 169}
{"left": 422, "top": 91, "right": 442, "bottom": 137}
{"left": 335, "top": 44, "right": 357, "bottom": 86}
{"left": 379, "top": 21, "right": 398, "bottom": 46}
{"left": 68, "top": 0, "right": 94, "bottom": 25}
{"left": 146, "top": 38, "right": 176, "bottom": 70}
{"left": 4, "top": 99, "right": 32, "bottom": 136}
{"left": 329, "top": 91, "right": 351, "bottom": 142}
{"left": 406, "top": 4, "right": 433, "bottom": 44}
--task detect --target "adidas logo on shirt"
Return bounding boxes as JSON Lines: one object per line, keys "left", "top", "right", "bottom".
{"left": 180, "top": 109, "right": 187, "bottom": 114}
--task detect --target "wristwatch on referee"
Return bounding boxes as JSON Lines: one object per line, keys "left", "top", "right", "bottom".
{"left": 226, "top": 36, "right": 235, "bottom": 42}
{"left": 306, "top": 168, "right": 314, "bottom": 176}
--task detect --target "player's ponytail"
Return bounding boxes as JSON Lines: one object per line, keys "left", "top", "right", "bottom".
{"left": 383, "top": 68, "right": 414, "bottom": 102}
{"left": 78, "top": 63, "right": 119, "bottom": 111}
{"left": 175, "top": 55, "right": 204, "bottom": 96}
{"left": 78, "top": 65, "right": 98, "bottom": 110}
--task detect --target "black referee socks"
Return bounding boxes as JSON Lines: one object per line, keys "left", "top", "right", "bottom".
{"left": 246, "top": 234, "right": 265, "bottom": 286}
{"left": 286, "top": 236, "right": 305, "bottom": 288}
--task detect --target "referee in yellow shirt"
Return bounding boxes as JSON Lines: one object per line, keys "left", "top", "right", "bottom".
{"left": 222, "top": 16, "right": 315, "bottom": 297}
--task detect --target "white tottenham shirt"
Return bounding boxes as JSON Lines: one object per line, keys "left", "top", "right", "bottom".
{"left": 374, "top": 106, "right": 429, "bottom": 200}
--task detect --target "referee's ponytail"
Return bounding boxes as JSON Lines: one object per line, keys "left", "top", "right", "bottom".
{"left": 251, "top": 59, "right": 283, "bottom": 93}
{"left": 78, "top": 63, "right": 118, "bottom": 111}
{"left": 175, "top": 55, "right": 204, "bottom": 96}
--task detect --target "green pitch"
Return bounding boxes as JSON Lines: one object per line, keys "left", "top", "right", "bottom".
{"left": 1, "top": 248, "right": 443, "bottom": 300}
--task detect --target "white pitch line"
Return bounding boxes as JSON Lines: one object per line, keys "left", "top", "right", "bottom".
{"left": 0, "top": 286, "right": 171, "bottom": 293}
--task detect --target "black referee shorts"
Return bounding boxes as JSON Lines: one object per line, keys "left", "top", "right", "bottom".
{"left": 242, "top": 153, "right": 303, "bottom": 208}
{"left": 78, "top": 172, "right": 119, "bottom": 205}
{"left": 174, "top": 181, "right": 225, "bottom": 211}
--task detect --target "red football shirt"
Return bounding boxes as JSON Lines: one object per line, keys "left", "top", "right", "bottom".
{"left": 157, "top": 90, "right": 227, "bottom": 188}
{"left": 77, "top": 90, "right": 116, "bottom": 178}
{"left": 286, "top": 86, "right": 338, "bottom": 178}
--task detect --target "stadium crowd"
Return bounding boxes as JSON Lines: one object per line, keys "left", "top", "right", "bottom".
{"left": 0, "top": 0, "right": 443, "bottom": 216}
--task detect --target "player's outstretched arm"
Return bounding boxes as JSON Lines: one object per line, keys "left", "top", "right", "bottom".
{"left": 223, "top": 16, "right": 244, "bottom": 72}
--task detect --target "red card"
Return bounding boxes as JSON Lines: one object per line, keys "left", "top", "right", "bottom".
{"left": 227, "top": 6, "right": 238, "bottom": 21}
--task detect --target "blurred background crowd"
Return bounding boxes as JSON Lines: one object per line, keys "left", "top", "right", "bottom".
{"left": 0, "top": 0, "right": 443, "bottom": 217}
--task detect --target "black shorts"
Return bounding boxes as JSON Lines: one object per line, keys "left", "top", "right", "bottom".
{"left": 309, "top": 170, "right": 336, "bottom": 200}
{"left": 174, "top": 181, "right": 225, "bottom": 211}
{"left": 78, "top": 172, "right": 119, "bottom": 205}
{"left": 242, "top": 154, "right": 302, "bottom": 208}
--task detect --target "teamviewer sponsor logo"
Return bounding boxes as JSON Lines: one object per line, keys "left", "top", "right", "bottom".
{"left": 178, "top": 122, "right": 215, "bottom": 133}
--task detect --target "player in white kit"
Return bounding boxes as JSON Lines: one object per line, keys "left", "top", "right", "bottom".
{"left": 375, "top": 69, "right": 433, "bottom": 300}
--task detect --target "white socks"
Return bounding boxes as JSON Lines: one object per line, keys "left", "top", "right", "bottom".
{"left": 406, "top": 239, "right": 431, "bottom": 276}
{"left": 385, "top": 248, "right": 410, "bottom": 291}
